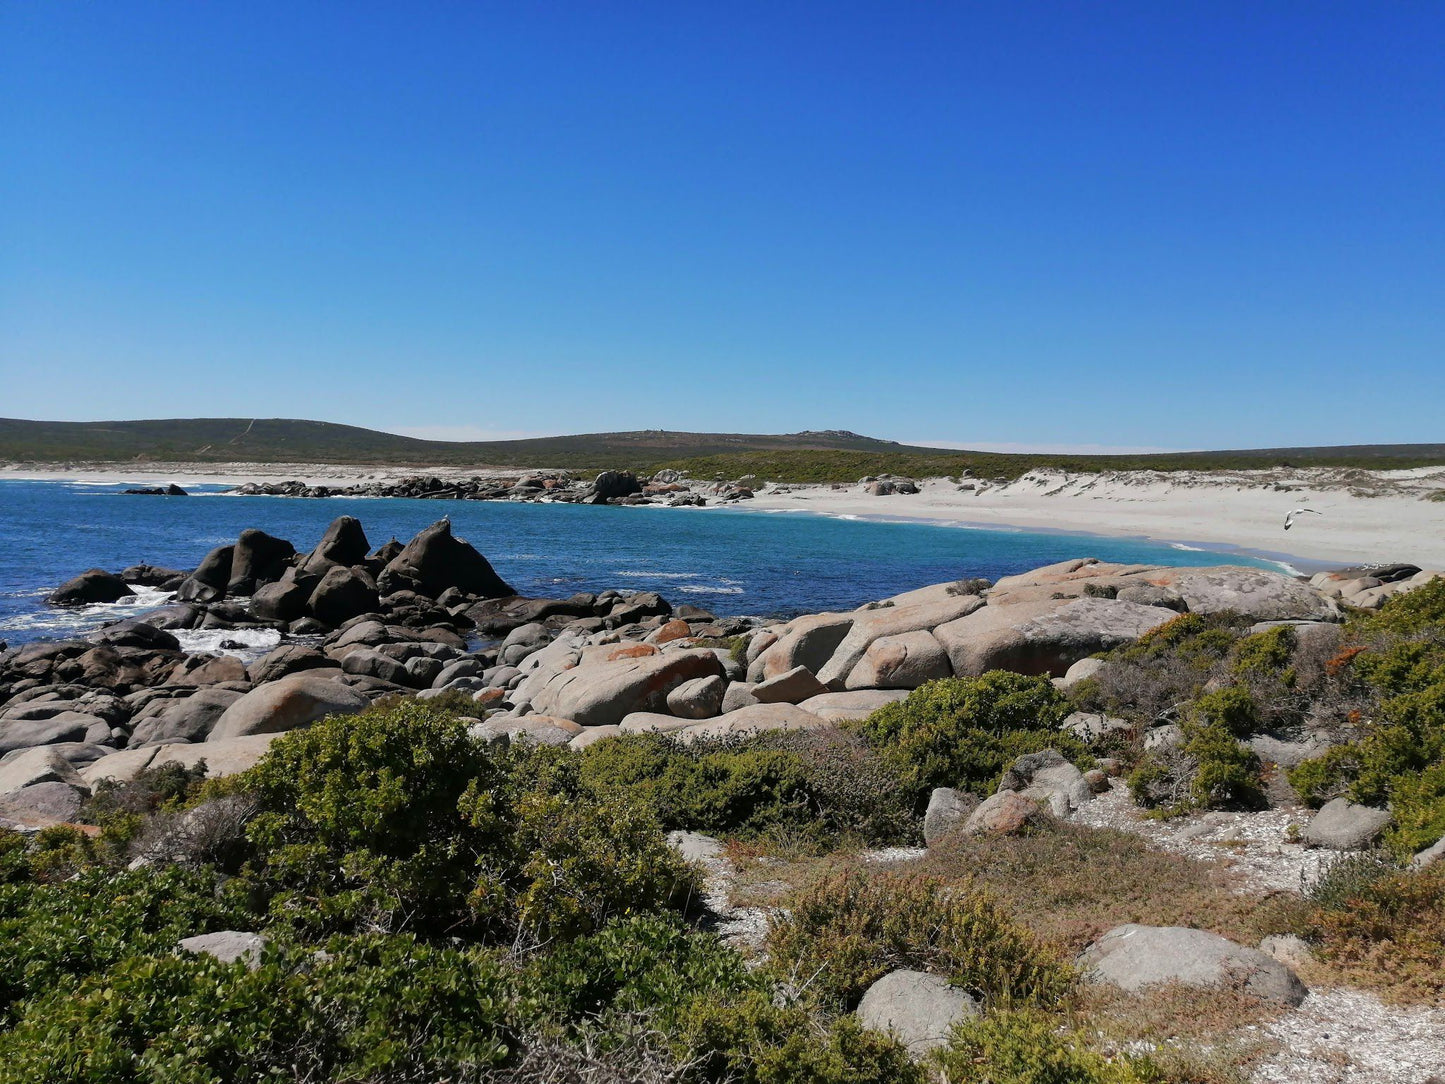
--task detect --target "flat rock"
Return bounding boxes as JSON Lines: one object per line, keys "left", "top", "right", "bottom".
{"left": 0, "top": 780, "right": 87, "bottom": 822}
{"left": 568, "top": 725, "right": 622, "bottom": 750}
{"left": 753, "top": 665, "right": 829, "bottom": 704}
{"left": 796, "top": 689, "right": 908, "bottom": 723}
{"left": 468, "top": 715, "right": 582, "bottom": 747}
{"left": 527, "top": 650, "right": 724, "bottom": 727}
{"left": 675, "top": 703, "right": 829, "bottom": 742}
{"left": 208, "top": 673, "right": 369, "bottom": 741}
{"left": 1081, "top": 924, "right": 1307, "bottom": 1006}
{"left": 855, "top": 969, "right": 978, "bottom": 1055}
{"left": 151, "top": 734, "right": 283, "bottom": 778}
{"left": 619, "top": 712, "right": 696, "bottom": 735}
{"left": 666, "top": 830, "right": 723, "bottom": 863}
{"left": 1301, "top": 798, "right": 1392, "bottom": 850}
{"left": 178, "top": 931, "right": 269, "bottom": 969}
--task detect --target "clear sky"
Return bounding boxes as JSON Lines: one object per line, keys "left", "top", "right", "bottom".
{"left": 2, "top": 2, "right": 1441, "bottom": 451}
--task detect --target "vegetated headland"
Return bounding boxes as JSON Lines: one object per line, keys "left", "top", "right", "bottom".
{"left": 2, "top": 416, "right": 1443, "bottom": 483}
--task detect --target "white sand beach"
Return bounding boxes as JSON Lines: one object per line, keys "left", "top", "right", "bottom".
{"left": 747, "top": 466, "right": 1445, "bottom": 570}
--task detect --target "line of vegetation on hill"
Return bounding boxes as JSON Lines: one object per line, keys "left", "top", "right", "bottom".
{"left": 1, "top": 417, "right": 1442, "bottom": 483}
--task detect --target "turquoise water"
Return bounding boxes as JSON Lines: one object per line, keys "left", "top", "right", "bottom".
{"left": 0, "top": 479, "right": 1288, "bottom": 646}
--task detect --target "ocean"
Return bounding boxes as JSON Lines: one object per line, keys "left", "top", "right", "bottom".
{"left": 0, "top": 478, "right": 1289, "bottom": 648}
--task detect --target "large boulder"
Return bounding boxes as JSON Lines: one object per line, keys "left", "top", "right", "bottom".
{"left": 174, "top": 545, "right": 235, "bottom": 603}
{"left": 935, "top": 596, "right": 1174, "bottom": 678}
{"left": 247, "top": 645, "right": 337, "bottom": 685}
{"left": 89, "top": 620, "right": 182, "bottom": 652}
{"left": 250, "top": 579, "right": 312, "bottom": 623}
{"left": 307, "top": 566, "right": 380, "bottom": 628}
{"left": 300, "top": 516, "right": 370, "bottom": 574}
{"left": 962, "top": 790, "right": 1048, "bottom": 835}
{"left": 816, "top": 591, "right": 985, "bottom": 688}
{"left": 748, "top": 613, "right": 857, "bottom": 683}
{"left": 1080, "top": 924, "right": 1307, "bottom": 1006}
{"left": 376, "top": 519, "right": 514, "bottom": 600}
{"left": 752, "top": 665, "right": 829, "bottom": 704}
{"left": 47, "top": 569, "right": 134, "bottom": 607}
{"left": 588, "top": 470, "right": 643, "bottom": 502}
{"left": 845, "top": 631, "right": 952, "bottom": 689}
{"left": 1301, "top": 798, "right": 1393, "bottom": 850}
{"left": 855, "top": 970, "right": 978, "bottom": 1055}
{"left": 227, "top": 529, "right": 296, "bottom": 595}
{"left": 527, "top": 650, "right": 725, "bottom": 727}
{"left": 666, "top": 675, "right": 726, "bottom": 719}
{"left": 208, "top": 673, "right": 368, "bottom": 741}
{"left": 0, "top": 746, "right": 89, "bottom": 795}
{"left": 1147, "top": 567, "right": 1341, "bottom": 622}
{"left": 0, "top": 711, "right": 112, "bottom": 755}
{"left": 128, "top": 687, "right": 246, "bottom": 746}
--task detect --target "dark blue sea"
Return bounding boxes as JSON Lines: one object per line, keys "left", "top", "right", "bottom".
{"left": 0, "top": 478, "right": 1289, "bottom": 649}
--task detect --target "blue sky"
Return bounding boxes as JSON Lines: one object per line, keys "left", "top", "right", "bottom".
{"left": 2, "top": 2, "right": 1441, "bottom": 451}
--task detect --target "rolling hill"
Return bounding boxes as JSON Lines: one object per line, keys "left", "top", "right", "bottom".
{"left": 1, "top": 417, "right": 1442, "bottom": 483}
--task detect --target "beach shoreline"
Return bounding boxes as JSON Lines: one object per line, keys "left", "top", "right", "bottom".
{"left": 5, "top": 460, "right": 1443, "bottom": 571}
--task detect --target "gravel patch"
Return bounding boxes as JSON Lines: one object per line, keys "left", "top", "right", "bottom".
{"left": 685, "top": 849, "right": 770, "bottom": 955}
{"left": 1072, "top": 781, "right": 1340, "bottom": 893}
{"left": 860, "top": 846, "right": 927, "bottom": 864}
{"left": 1251, "top": 988, "right": 1445, "bottom": 1083}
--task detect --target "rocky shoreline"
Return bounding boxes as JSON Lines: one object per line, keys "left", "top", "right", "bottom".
{"left": 3, "top": 511, "right": 1439, "bottom": 831}
{"left": 226, "top": 468, "right": 752, "bottom": 507}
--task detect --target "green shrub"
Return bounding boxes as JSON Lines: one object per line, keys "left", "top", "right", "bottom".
{"left": 1288, "top": 680, "right": 1445, "bottom": 857}
{"left": 577, "top": 730, "right": 914, "bottom": 848}
{"left": 1229, "top": 624, "right": 1297, "bottom": 683}
{"left": 1358, "top": 575, "right": 1445, "bottom": 637}
{"left": 520, "top": 914, "right": 925, "bottom": 1084}
{"left": 238, "top": 700, "right": 696, "bottom": 941}
{"left": 1129, "top": 690, "right": 1264, "bottom": 816}
{"left": 0, "top": 936, "right": 513, "bottom": 1083}
{"left": 858, "top": 673, "right": 1078, "bottom": 809}
{"left": 764, "top": 871, "right": 1073, "bottom": 1012}
{"left": 0, "top": 865, "right": 246, "bottom": 1026}
{"left": 931, "top": 1009, "right": 1162, "bottom": 1084}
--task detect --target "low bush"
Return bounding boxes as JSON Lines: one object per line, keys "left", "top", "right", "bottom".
{"left": 1303, "top": 862, "right": 1445, "bottom": 1004}
{"left": 916, "top": 821, "right": 1302, "bottom": 954}
{"left": 858, "top": 672, "right": 1080, "bottom": 810}
{"left": 1129, "top": 690, "right": 1265, "bottom": 816}
{"left": 931, "top": 1009, "right": 1162, "bottom": 1084}
{"left": 0, "top": 865, "right": 246, "bottom": 1026}
{"left": 0, "top": 935, "right": 515, "bottom": 1083}
{"left": 764, "top": 871, "right": 1073, "bottom": 1012}
{"left": 577, "top": 729, "right": 914, "bottom": 848}
{"left": 237, "top": 699, "right": 696, "bottom": 942}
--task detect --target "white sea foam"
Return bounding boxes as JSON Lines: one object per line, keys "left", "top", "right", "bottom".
{"left": 680, "top": 585, "right": 744, "bottom": 595}
{"left": 614, "top": 571, "right": 702, "bottom": 579}
{"left": 173, "top": 627, "right": 281, "bottom": 659}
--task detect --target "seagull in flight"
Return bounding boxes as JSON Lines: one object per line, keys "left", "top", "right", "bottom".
{"left": 1284, "top": 508, "right": 1323, "bottom": 531}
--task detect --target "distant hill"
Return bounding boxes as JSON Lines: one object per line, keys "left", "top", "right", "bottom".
{"left": 0, "top": 417, "right": 933, "bottom": 466}
{"left": 1, "top": 417, "right": 1442, "bottom": 483}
